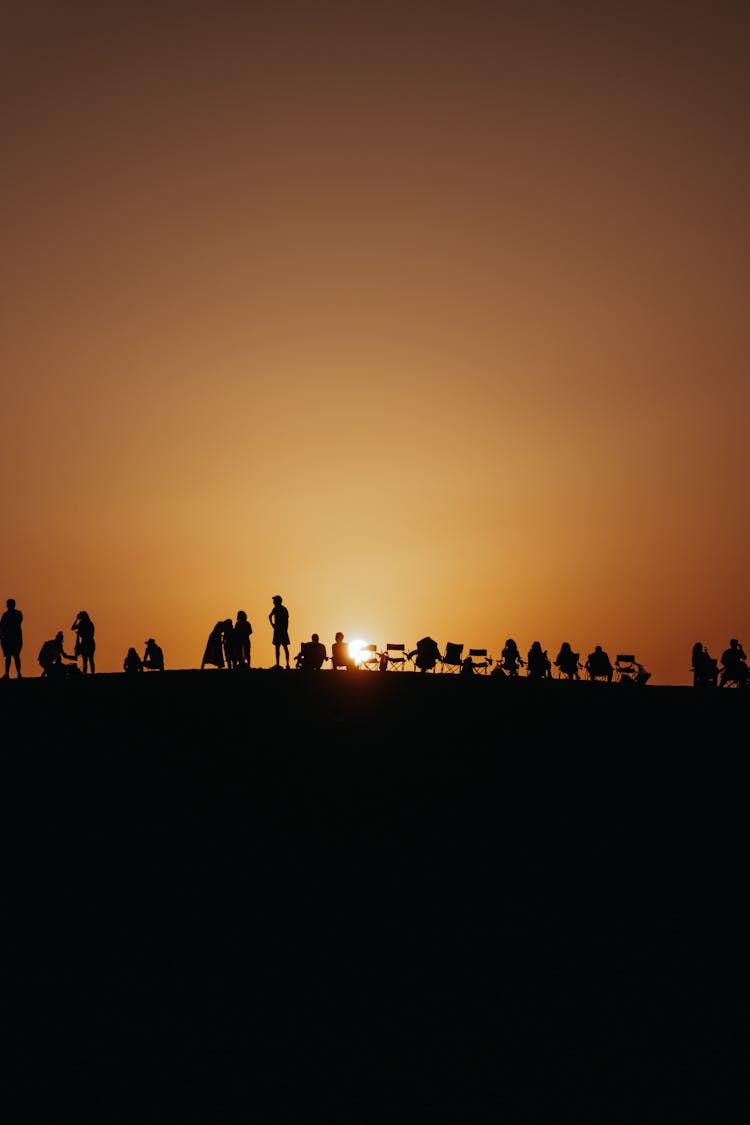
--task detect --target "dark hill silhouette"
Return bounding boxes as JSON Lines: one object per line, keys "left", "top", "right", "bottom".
{"left": 0, "top": 672, "right": 743, "bottom": 1121}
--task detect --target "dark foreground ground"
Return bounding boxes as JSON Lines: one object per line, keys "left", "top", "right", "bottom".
{"left": 0, "top": 671, "right": 746, "bottom": 1122}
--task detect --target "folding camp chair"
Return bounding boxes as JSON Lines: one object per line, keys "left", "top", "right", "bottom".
{"left": 614, "top": 654, "right": 651, "bottom": 685}
{"left": 382, "top": 643, "right": 409, "bottom": 670}
{"left": 357, "top": 643, "right": 381, "bottom": 671}
{"left": 467, "top": 648, "right": 492, "bottom": 674}
{"left": 440, "top": 642, "right": 464, "bottom": 673}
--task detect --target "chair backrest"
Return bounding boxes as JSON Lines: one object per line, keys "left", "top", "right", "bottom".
{"left": 468, "top": 648, "right": 491, "bottom": 673}
{"left": 442, "top": 642, "right": 464, "bottom": 671}
{"left": 385, "top": 643, "right": 407, "bottom": 669}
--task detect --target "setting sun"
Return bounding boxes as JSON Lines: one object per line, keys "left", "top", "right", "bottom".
{"left": 2, "top": 3, "right": 747, "bottom": 685}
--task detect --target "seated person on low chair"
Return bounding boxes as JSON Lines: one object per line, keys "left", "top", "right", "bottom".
{"left": 331, "top": 632, "right": 357, "bottom": 670}
{"left": 295, "top": 633, "right": 327, "bottom": 671}
{"left": 409, "top": 636, "right": 443, "bottom": 673}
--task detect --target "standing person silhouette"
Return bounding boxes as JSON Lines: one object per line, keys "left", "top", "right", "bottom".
{"left": 0, "top": 597, "right": 23, "bottom": 679}
{"left": 201, "top": 621, "right": 225, "bottom": 670}
{"left": 233, "top": 610, "right": 253, "bottom": 668}
{"left": 71, "top": 610, "right": 96, "bottom": 674}
{"left": 269, "top": 595, "right": 290, "bottom": 669}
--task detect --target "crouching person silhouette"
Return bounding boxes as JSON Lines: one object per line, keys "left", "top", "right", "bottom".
{"left": 143, "top": 638, "right": 165, "bottom": 671}
{"left": 39, "top": 631, "right": 78, "bottom": 677}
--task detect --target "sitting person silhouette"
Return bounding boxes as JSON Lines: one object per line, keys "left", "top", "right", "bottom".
{"left": 526, "top": 641, "right": 552, "bottom": 680}
{"left": 410, "top": 636, "right": 443, "bottom": 673}
{"left": 38, "top": 631, "right": 78, "bottom": 677}
{"left": 554, "top": 641, "right": 580, "bottom": 680}
{"left": 719, "top": 638, "right": 748, "bottom": 687}
{"left": 331, "top": 632, "right": 357, "bottom": 671}
{"left": 585, "top": 645, "right": 613, "bottom": 682}
{"left": 143, "top": 638, "right": 165, "bottom": 671}
{"left": 295, "top": 633, "right": 327, "bottom": 670}
{"left": 124, "top": 647, "right": 143, "bottom": 673}
{"left": 498, "top": 638, "right": 524, "bottom": 677}
{"left": 691, "top": 642, "right": 717, "bottom": 687}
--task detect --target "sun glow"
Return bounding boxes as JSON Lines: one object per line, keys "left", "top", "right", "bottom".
{"left": 348, "top": 638, "right": 368, "bottom": 666}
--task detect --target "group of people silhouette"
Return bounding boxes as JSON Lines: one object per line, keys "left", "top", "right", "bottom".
{"left": 200, "top": 610, "right": 253, "bottom": 671}
{"left": 1, "top": 593, "right": 748, "bottom": 688}
{"left": 692, "top": 638, "right": 747, "bottom": 688}
{"left": 124, "top": 639, "right": 165, "bottom": 674}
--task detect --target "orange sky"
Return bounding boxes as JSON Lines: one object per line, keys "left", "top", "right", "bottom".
{"left": 2, "top": 1, "right": 748, "bottom": 684}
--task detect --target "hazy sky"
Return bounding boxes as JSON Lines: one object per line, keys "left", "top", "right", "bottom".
{"left": 3, "top": 1, "right": 748, "bottom": 683}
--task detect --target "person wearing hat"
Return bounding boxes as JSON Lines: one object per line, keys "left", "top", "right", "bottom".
{"left": 142, "top": 637, "right": 165, "bottom": 671}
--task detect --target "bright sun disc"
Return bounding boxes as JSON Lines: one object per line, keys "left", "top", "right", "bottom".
{"left": 348, "top": 638, "right": 367, "bottom": 666}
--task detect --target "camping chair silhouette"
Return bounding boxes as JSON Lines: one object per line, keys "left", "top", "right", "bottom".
{"left": 357, "top": 644, "right": 381, "bottom": 671}
{"left": 466, "top": 648, "right": 492, "bottom": 674}
{"left": 440, "top": 642, "right": 464, "bottom": 673}
{"left": 381, "top": 643, "right": 409, "bottom": 671}
{"left": 614, "top": 654, "right": 651, "bottom": 685}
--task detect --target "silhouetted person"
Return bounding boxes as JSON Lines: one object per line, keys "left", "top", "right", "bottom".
{"left": 221, "top": 619, "right": 235, "bottom": 669}
{"left": 201, "top": 621, "right": 226, "bottom": 669}
{"left": 499, "top": 638, "right": 524, "bottom": 677}
{"left": 585, "top": 645, "right": 613, "bottom": 682}
{"left": 0, "top": 597, "right": 23, "bottom": 679}
{"left": 331, "top": 632, "right": 356, "bottom": 670}
{"left": 38, "top": 631, "right": 77, "bottom": 677}
{"left": 691, "top": 642, "right": 717, "bottom": 687}
{"left": 719, "top": 638, "right": 748, "bottom": 687}
{"left": 295, "top": 633, "right": 327, "bottom": 670}
{"left": 527, "top": 641, "right": 551, "bottom": 680}
{"left": 124, "top": 647, "right": 143, "bottom": 673}
{"left": 233, "top": 611, "right": 252, "bottom": 668}
{"left": 269, "top": 594, "right": 290, "bottom": 669}
{"left": 71, "top": 610, "right": 96, "bottom": 674}
{"left": 410, "top": 636, "right": 442, "bottom": 672}
{"left": 554, "top": 641, "right": 580, "bottom": 680}
{"left": 461, "top": 655, "right": 475, "bottom": 675}
{"left": 143, "top": 638, "right": 165, "bottom": 671}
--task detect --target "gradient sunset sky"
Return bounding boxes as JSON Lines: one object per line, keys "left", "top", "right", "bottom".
{"left": 3, "top": 1, "right": 748, "bottom": 684}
